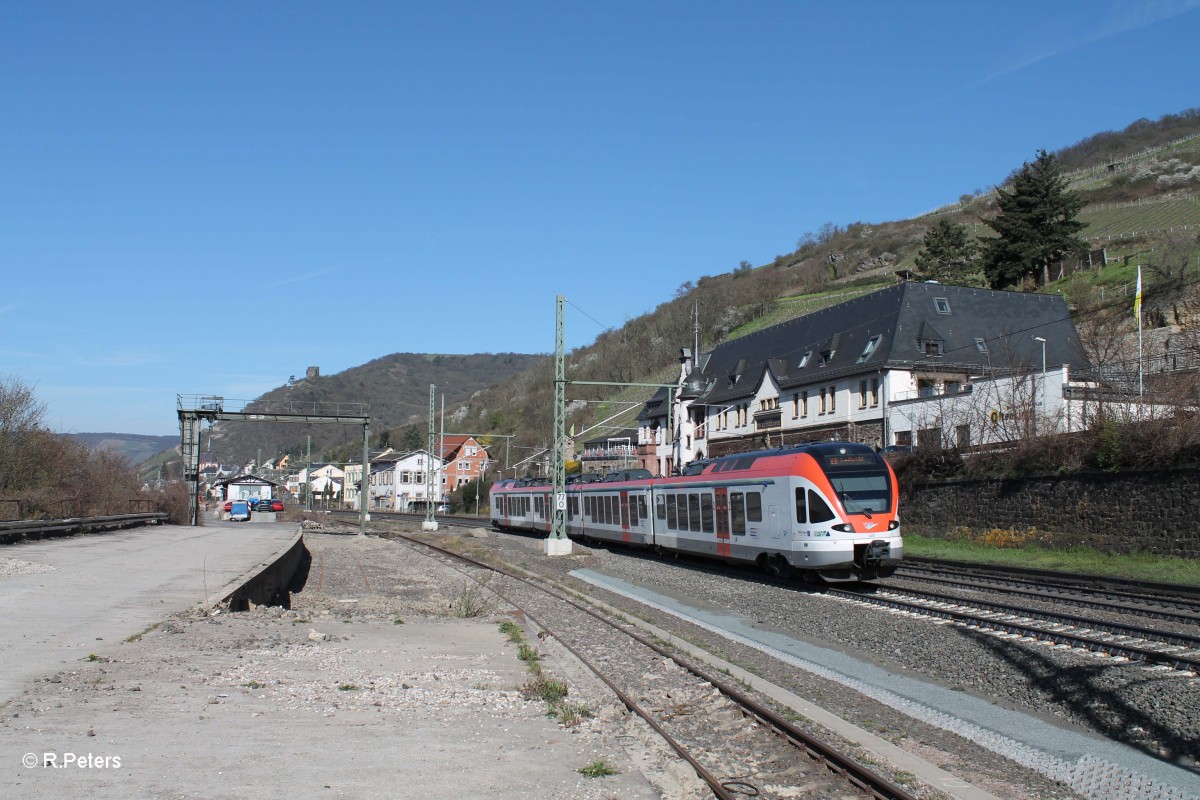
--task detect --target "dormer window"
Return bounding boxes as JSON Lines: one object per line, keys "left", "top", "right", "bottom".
{"left": 856, "top": 335, "right": 882, "bottom": 364}
{"left": 923, "top": 340, "right": 943, "bottom": 357}
{"left": 797, "top": 351, "right": 812, "bottom": 369}
{"left": 974, "top": 338, "right": 987, "bottom": 353}
{"left": 934, "top": 298, "right": 951, "bottom": 314}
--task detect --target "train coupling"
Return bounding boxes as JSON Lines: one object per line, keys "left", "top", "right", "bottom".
{"left": 855, "top": 539, "right": 891, "bottom": 567}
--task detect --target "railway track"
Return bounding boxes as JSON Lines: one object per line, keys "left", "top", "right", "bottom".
{"left": 830, "top": 584, "right": 1200, "bottom": 673}
{"left": 897, "top": 557, "right": 1200, "bottom": 616}
{"left": 329, "top": 517, "right": 1200, "bottom": 798}
{"left": 340, "top": 512, "right": 1200, "bottom": 673}
{"left": 379, "top": 529, "right": 923, "bottom": 800}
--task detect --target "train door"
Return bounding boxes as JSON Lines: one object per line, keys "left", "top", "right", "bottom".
{"left": 714, "top": 487, "right": 731, "bottom": 557}
{"left": 768, "top": 505, "right": 781, "bottom": 539}
{"left": 619, "top": 491, "right": 631, "bottom": 543}
{"left": 543, "top": 493, "right": 552, "bottom": 533}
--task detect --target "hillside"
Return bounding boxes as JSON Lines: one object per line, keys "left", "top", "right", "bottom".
{"left": 447, "top": 108, "right": 1200, "bottom": 477}
{"left": 207, "top": 352, "right": 544, "bottom": 465}
{"left": 66, "top": 433, "right": 178, "bottom": 466}
{"left": 203, "top": 108, "right": 1200, "bottom": 478}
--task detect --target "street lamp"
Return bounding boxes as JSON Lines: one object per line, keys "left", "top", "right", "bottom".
{"left": 1032, "top": 336, "right": 1046, "bottom": 435}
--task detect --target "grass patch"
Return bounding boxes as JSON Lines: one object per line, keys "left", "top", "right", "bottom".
{"left": 124, "top": 621, "right": 161, "bottom": 643}
{"left": 450, "top": 577, "right": 496, "bottom": 618}
{"left": 243, "top": 680, "right": 266, "bottom": 689}
{"left": 905, "top": 533, "right": 1200, "bottom": 586}
{"left": 337, "top": 683, "right": 359, "bottom": 691}
{"left": 578, "top": 760, "right": 619, "bottom": 778}
{"left": 498, "top": 620, "right": 522, "bottom": 642}
{"left": 517, "top": 643, "right": 540, "bottom": 666}
{"left": 83, "top": 653, "right": 101, "bottom": 662}
{"left": 393, "top": 618, "right": 405, "bottom": 625}
{"left": 552, "top": 701, "right": 594, "bottom": 727}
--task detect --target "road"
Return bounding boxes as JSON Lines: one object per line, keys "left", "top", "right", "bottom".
{"left": 0, "top": 520, "right": 298, "bottom": 704}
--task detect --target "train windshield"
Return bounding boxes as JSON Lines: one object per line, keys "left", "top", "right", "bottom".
{"left": 825, "top": 471, "right": 890, "bottom": 515}
{"left": 813, "top": 447, "right": 891, "bottom": 515}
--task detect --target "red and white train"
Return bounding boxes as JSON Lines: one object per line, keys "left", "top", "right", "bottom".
{"left": 490, "top": 441, "right": 901, "bottom": 581}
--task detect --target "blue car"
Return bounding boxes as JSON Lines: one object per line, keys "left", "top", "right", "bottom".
{"left": 229, "top": 501, "right": 251, "bottom": 522}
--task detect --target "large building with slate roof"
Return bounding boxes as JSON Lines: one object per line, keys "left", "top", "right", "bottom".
{"left": 635, "top": 282, "right": 1097, "bottom": 475}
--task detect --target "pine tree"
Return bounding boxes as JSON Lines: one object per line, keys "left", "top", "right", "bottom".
{"left": 914, "top": 218, "right": 981, "bottom": 285}
{"left": 983, "top": 149, "right": 1087, "bottom": 288}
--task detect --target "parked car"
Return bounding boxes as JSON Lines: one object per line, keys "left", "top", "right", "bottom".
{"left": 223, "top": 500, "right": 233, "bottom": 513}
{"left": 229, "top": 501, "right": 251, "bottom": 522}
{"left": 248, "top": 497, "right": 262, "bottom": 509}
{"left": 267, "top": 499, "right": 284, "bottom": 512}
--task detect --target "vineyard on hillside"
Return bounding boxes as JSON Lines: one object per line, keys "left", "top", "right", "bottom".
{"left": 1080, "top": 194, "right": 1200, "bottom": 241}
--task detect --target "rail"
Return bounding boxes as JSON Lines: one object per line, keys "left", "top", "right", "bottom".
{"left": 0, "top": 512, "right": 168, "bottom": 544}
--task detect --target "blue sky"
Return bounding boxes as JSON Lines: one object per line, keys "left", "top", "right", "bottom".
{"left": 3, "top": 1, "right": 1199, "bottom": 435}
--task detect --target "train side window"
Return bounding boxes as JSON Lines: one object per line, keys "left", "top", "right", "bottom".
{"left": 730, "top": 492, "right": 746, "bottom": 535}
{"left": 638, "top": 496, "right": 648, "bottom": 523}
{"left": 795, "top": 488, "right": 807, "bottom": 524}
{"left": 688, "top": 494, "right": 701, "bottom": 532}
{"left": 656, "top": 495, "right": 666, "bottom": 520}
{"left": 675, "top": 495, "right": 688, "bottom": 530}
{"left": 808, "top": 489, "right": 836, "bottom": 523}
{"left": 745, "top": 491, "right": 763, "bottom": 522}
{"left": 666, "top": 494, "right": 678, "bottom": 529}
{"left": 621, "top": 497, "right": 630, "bottom": 528}
{"left": 700, "top": 493, "right": 714, "bottom": 533}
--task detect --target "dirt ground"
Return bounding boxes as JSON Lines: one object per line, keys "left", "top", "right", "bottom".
{"left": 0, "top": 531, "right": 665, "bottom": 799}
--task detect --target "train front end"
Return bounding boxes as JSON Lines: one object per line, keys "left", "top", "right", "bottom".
{"left": 787, "top": 442, "right": 902, "bottom": 581}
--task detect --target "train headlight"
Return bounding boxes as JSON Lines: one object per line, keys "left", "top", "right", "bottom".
{"left": 830, "top": 523, "right": 853, "bottom": 533}
{"left": 888, "top": 520, "right": 899, "bottom": 530}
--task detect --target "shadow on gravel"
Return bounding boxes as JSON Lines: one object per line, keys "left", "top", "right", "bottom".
{"left": 958, "top": 626, "right": 1199, "bottom": 771}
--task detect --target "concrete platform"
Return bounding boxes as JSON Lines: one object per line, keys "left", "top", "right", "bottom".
{"left": 0, "top": 521, "right": 299, "bottom": 704}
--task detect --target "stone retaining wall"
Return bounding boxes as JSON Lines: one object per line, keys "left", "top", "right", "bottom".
{"left": 902, "top": 468, "right": 1200, "bottom": 558}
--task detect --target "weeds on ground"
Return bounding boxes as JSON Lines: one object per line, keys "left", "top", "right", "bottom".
{"left": 578, "top": 760, "right": 619, "bottom": 778}
{"left": 552, "top": 701, "right": 594, "bottom": 726}
{"left": 450, "top": 576, "right": 496, "bottom": 618}
{"left": 517, "top": 643, "right": 540, "bottom": 666}
{"left": 504, "top": 622, "right": 593, "bottom": 727}
{"left": 498, "top": 620, "right": 522, "bottom": 642}
{"left": 124, "top": 621, "right": 161, "bottom": 643}
{"left": 337, "top": 683, "right": 359, "bottom": 691}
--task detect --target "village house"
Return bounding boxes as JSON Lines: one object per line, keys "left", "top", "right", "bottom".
{"left": 577, "top": 429, "right": 640, "bottom": 476}
{"left": 436, "top": 434, "right": 492, "bottom": 492}
{"left": 636, "top": 282, "right": 1109, "bottom": 474}
{"left": 368, "top": 450, "right": 445, "bottom": 511}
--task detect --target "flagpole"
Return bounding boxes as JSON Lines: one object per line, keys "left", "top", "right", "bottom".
{"left": 1136, "top": 266, "right": 1143, "bottom": 409}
